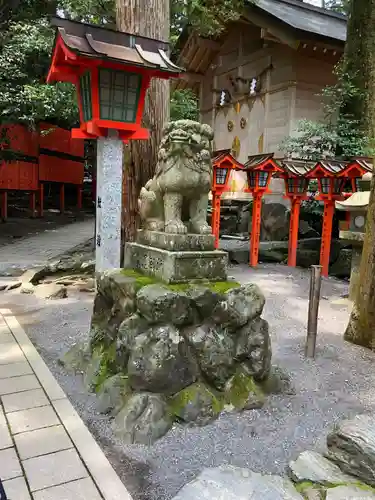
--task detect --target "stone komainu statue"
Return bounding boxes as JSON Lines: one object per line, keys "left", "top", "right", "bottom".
{"left": 138, "top": 120, "right": 214, "bottom": 235}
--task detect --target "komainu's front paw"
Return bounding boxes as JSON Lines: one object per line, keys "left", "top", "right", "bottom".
{"left": 191, "top": 221, "right": 212, "bottom": 235}
{"left": 165, "top": 219, "right": 187, "bottom": 234}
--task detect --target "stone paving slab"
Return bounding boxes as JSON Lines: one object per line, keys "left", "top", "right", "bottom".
{"left": 0, "top": 309, "right": 133, "bottom": 500}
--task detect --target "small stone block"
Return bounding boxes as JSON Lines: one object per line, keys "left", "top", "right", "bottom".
{"left": 23, "top": 448, "right": 88, "bottom": 492}
{"left": 0, "top": 375, "right": 40, "bottom": 395}
{"left": 3, "top": 476, "right": 31, "bottom": 500}
{"left": 0, "top": 409, "right": 12, "bottom": 450}
{"left": 0, "top": 362, "right": 32, "bottom": 379}
{"left": 124, "top": 242, "right": 228, "bottom": 283}
{"left": 136, "top": 230, "right": 215, "bottom": 251}
{"left": 0, "top": 448, "right": 22, "bottom": 481}
{"left": 14, "top": 425, "right": 73, "bottom": 460}
{"left": 32, "top": 478, "right": 101, "bottom": 500}
{"left": 2, "top": 389, "right": 49, "bottom": 413}
{"left": 0, "top": 344, "right": 25, "bottom": 365}
{"left": 7, "top": 405, "right": 59, "bottom": 434}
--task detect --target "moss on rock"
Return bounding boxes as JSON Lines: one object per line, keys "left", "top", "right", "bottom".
{"left": 121, "top": 268, "right": 240, "bottom": 294}
{"left": 224, "top": 367, "right": 265, "bottom": 410}
{"left": 168, "top": 382, "right": 224, "bottom": 425}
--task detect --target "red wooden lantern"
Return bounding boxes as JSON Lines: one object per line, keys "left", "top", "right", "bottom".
{"left": 306, "top": 160, "right": 349, "bottom": 277}
{"left": 211, "top": 150, "right": 244, "bottom": 249}
{"left": 279, "top": 160, "right": 314, "bottom": 267}
{"left": 47, "top": 17, "right": 181, "bottom": 141}
{"left": 244, "top": 154, "right": 283, "bottom": 267}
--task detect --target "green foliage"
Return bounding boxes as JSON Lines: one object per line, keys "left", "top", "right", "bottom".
{"left": 281, "top": 64, "right": 374, "bottom": 160}
{"left": 170, "top": 89, "right": 199, "bottom": 121}
{"left": 325, "top": 0, "right": 350, "bottom": 14}
{"left": 0, "top": 9, "right": 79, "bottom": 130}
{"left": 59, "top": 0, "right": 115, "bottom": 26}
{"left": 171, "top": 0, "right": 245, "bottom": 43}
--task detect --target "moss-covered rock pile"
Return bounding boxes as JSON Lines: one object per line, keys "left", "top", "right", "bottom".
{"left": 63, "top": 268, "right": 272, "bottom": 445}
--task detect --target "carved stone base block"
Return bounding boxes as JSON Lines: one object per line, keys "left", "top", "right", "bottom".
{"left": 136, "top": 230, "right": 215, "bottom": 252}
{"left": 124, "top": 242, "right": 228, "bottom": 283}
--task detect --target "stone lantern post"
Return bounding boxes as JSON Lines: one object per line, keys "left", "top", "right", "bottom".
{"left": 335, "top": 172, "right": 372, "bottom": 300}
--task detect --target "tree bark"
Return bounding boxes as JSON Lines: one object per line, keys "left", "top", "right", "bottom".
{"left": 115, "top": 0, "right": 170, "bottom": 244}
{"left": 344, "top": 0, "right": 375, "bottom": 347}
{"left": 342, "top": 0, "right": 375, "bottom": 134}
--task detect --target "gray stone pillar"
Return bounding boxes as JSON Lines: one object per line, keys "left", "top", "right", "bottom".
{"left": 95, "top": 135, "right": 123, "bottom": 272}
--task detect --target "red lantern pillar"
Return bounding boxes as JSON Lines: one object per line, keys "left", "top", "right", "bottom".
{"left": 211, "top": 192, "right": 221, "bottom": 249}
{"left": 320, "top": 200, "right": 335, "bottom": 277}
{"left": 0, "top": 192, "right": 7, "bottom": 222}
{"left": 250, "top": 191, "right": 262, "bottom": 267}
{"left": 288, "top": 197, "right": 302, "bottom": 267}
{"left": 60, "top": 184, "right": 65, "bottom": 214}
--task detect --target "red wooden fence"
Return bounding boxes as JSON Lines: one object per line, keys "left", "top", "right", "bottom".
{"left": 0, "top": 123, "right": 85, "bottom": 220}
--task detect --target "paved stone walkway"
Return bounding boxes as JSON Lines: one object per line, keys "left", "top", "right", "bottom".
{"left": 0, "top": 220, "right": 95, "bottom": 275}
{"left": 0, "top": 309, "right": 132, "bottom": 500}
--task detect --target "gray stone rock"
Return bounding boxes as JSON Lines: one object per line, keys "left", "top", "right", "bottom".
{"left": 113, "top": 393, "right": 172, "bottom": 445}
{"left": 5, "top": 281, "right": 22, "bottom": 291}
{"left": 212, "top": 283, "right": 265, "bottom": 329}
{"left": 83, "top": 349, "right": 104, "bottom": 391}
{"left": 96, "top": 374, "right": 131, "bottom": 415}
{"left": 327, "top": 414, "right": 375, "bottom": 486}
{"left": 34, "top": 283, "right": 67, "bottom": 299}
{"left": 183, "top": 323, "right": 235, "bottom": 389}
{"left": 187, "top": 286, "right": 221, "bottom": 319}
{"left": 172, "top": 466, "right": 303, "bottom": 500}
{"left": 299, "top": 485, "right": 325, "bottom": 500}
{"left": 224, "top": 367, "right": 265, "bottom": 410}
{"left": 261, "top": 366, "right": 295, "bottom": 395}
{"left": 289, "top": 450, "right": 356, "bottom": 484}
{"left": 330, "top": 248, "right": 352, "bottom": 279}
{"left": 260, "top": 203, "right": 289, "bottom": 242}
{"left": 116, "top": 314, "right": 149, "bottom": 368}
{"left": 137, "top": 285, "right": 194, "bottom": 326}
{"left": 20, "top": 267, "right": 45, "bottom": 285}
{"left": 168, "top": 382, "right": 223, "bottom": 425}
{"left": 20, "top": 282, "right": 35, "bottom": 294}
{"left": 236, "top": 317, "right": 271, "bottom": 381}
{"left": 296, "top": 248, "right": 320, "bottom": 268}
{"left": 128, "top": 324, "right": 197, "bottom": 395}
{"left": 326, "top": 485, "right": 375, "bottom": 499}
{"left": 60, "top": 341, "right": 91, "bottom": 374}
{"left": 298, "top": 220, "right": 320, "bottom": 239}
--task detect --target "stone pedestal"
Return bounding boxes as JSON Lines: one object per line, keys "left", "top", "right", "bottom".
{"left": 349, "top": 246, "right": 362, "bottom": 301}
{"left": 124, "top": 230, "right": 228, "bottom": 283}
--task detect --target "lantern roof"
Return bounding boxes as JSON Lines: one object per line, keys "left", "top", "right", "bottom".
{"left": 212, "top": 149, "right": 245, "bottom": 169}
{"left": 47, "top": 16, "right": 182, "bottom": 83}
{"left": 335, "top": 191, "right": 370, "bottom": 211}
{"left": 245, "top": 153, "right": 283, "bottom": 172}
{"left": 278, "top": 159, "right": 316, "bottom": 177}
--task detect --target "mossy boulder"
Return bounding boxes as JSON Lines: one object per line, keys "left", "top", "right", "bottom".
{"left": 127, "top": 324, "right": 197, "bottom": 395}
{"left": 168, "top": 382, "right": 224, "bottom": 425}
{"left": 96, "top": 374, "right": 131, "bottom": 416}
{"left": 183, "top": 323, "right": 236, "bottom": 389}
{"left": 60, "top": 340, "right": 91, "bottom": 373}
{"left": 224, "top": 367, "right": 265, "bottom": 410}
{"left": 137, "top": 284, "right": 196, "bottom": 326}
{"left": 212, "top": 283, "right": 265, "bottom": 329}
{"left": 113, "top": 393, "right": 173, "bottom": 445}
{"left": 236, "top": 317, "right": 272, "bottom": 381}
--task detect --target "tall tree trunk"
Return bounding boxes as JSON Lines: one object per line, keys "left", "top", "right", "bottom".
{"left": 115, "top": 0, "right": 170, "bottom": 244}
{"left": 344, "top": 0, "right": 375, "bottom": 347}
{"left": 341, "top": 0, "right": 375, "bottom": 133}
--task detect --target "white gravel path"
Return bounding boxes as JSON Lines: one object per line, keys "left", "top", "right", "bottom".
{"left": 1, "top": 263, "right": 375, "bottom": 500}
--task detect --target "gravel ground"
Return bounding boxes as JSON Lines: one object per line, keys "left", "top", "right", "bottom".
{"left": 1, "top": 263, "right": 375, "bottom": 500}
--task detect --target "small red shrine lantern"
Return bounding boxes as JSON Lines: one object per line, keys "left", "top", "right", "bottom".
{"left": 244, "top": 154, "right": 283, "bottom": 267}
{"left": 211, "top": 150, "right": 244, "bottom": 249}
{"left": 279, "top": 160, "right": 314, "bottom": 267}
{"left": 47, "top": 17, "right": 181, "bottom": 141}
{"left": 305, "top": 160, "right": 349, "bottom": 277}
